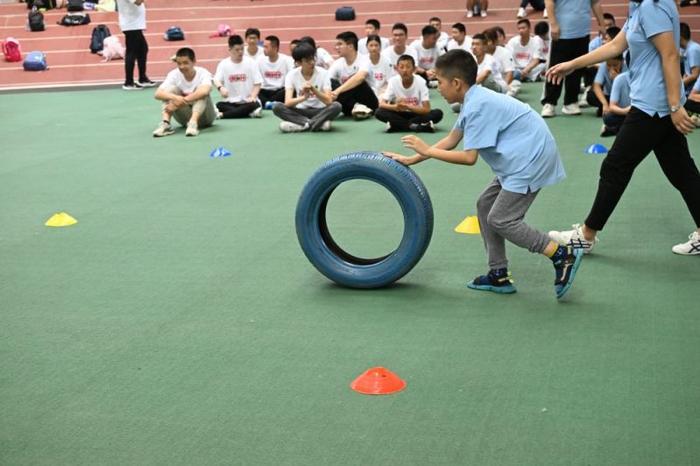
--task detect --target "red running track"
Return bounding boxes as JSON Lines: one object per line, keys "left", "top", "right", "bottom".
{"left": 0, "top": 0, "right": 698, "bottom": 90}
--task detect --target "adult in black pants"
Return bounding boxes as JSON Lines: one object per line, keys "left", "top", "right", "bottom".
{"left": 328, "top": 31, "right": 379, "bottom": 119}
{"left": 541, "top": 0, "right": 605, "bottom": 117}
{"left": 116, "top": 0, "right": 154, "bottom": 90}
{"left": 547, "top": 0, "right": 700, "bottom": 256}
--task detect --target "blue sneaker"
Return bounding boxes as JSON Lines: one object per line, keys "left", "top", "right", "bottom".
{"left": 552, "top": 246, "right": 583, "bottom": 299}
{"left": 467, "top": 268, "right": 517, "bottom": 294}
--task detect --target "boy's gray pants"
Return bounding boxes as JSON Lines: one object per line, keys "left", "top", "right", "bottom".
{"left": 272, "top": 102, "right": 342, "bottom": 131}
{"left": 476, "top": 177, "right": 552, "bottom": 270}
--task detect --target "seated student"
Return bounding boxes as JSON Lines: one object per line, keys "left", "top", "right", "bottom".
{"left": 533, "top": 21, "right": 550, "bottom": 68}
{"left": 272, "top": 43, "right": 342, "bottom": 132}
{"left": 258, "top": 35, "right": 295, "bottom": 108}
{"left": 374, "top": 54, "right": 443, "bottom": 132}
{"left": 383, "top": 50, "right": 581, "bottom": 299}
{"left": 244, "top": 28, "right": 264, "bottom": 60}
{"left": 581, "top": 25, "right": 621, "bottom": 106}
{"left": 298, "top": 36, "right": 334, "bottom": 69}
{"left": 681, "top": 23, "right": 700, "bottom": 93}
{"left": 507, "top": 19, "right": 546, "bottom": 85}
{"left": 289, "top": 39, "right": 300, "bottom": 56}
{"left": 409, "top": 25, "right": 444, "bottom": 85}
{"left": 684, "top": 77, "right": 700, "bottom": 118}
{"left": 586, "top": 54, "right": 624, "bottom": 117}
{"left": 153, "top": 47, "right": 216, "bottom": 137}
{"left": 483, "top": 28, "right": 515, "bottom": 91}
{"left": 358, "top": 19, "right": 390, "bottom": 54}
{"left": 213, "top": 35, "right": 263, "bottom": 119}
{"left": 588, "top": 13, "right": 616, "bottom": 52}
{"left": 328, "top": 31, "right": 378, "bottom": 119}
{"left": 429, "top": 17, "right": 450, "bottom": 51}
{"left": 600, "top": 70, "right": 630, "bottom": 137}
{"left": 471, "top": 33, "right": 507, "bottom": 93}
{"left": 381, "top": 23, "right": 418, "bottom": 76}
{"left": 446, "top": 23, "right": 472, "bottom": 52}
{"left": 366, "top": 34, "right": 393, "bottom": 97}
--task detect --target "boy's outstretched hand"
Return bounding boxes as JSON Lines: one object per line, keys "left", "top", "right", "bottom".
{"left": 383, "top": 151, "right": 422, "bottom": 166}
{"left": 401, "top": 135, "right": 430, "bottom": 156}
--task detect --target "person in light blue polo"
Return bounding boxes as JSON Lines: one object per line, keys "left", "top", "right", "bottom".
{"left": 547, "top": 0, "right": 700, "bottom": 257}
{"left": 601, "top": 70, "right": 630, "bottom": 136}
{"left": 586, "top": 54, "right": 625, "bottom": 116}
{"left": 384, "top": 49, "right": 583, "bottom": 299}
{"left": 680, "top": 23, "right": 700, "bottom": 93}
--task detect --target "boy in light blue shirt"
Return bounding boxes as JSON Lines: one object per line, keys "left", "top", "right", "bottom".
{"left": 601, "top": 70, "right": 630, "bottom": 136}
{"left": 384, "top": 49, "right": 583, "bottom": 299}
{"left": 680, "top": 23, "right": 700, "bottom": 93}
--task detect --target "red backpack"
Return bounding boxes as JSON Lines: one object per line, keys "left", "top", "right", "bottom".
{"left": 2, "top": 37, "right": 22, "bottom": 62}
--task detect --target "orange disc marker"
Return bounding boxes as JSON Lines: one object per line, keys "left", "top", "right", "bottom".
{"left": 350, "top": 367, "right": 406, "bottom": 395}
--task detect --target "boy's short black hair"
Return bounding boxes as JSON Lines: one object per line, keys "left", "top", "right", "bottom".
{"left": 336, "top": 31, "right": 359, "bottom": 50}
{"left": 472, "top": 33, "right": 487, "bottom": 42}
{"left": 609, "top": 55, "right": 624, "bottom": 62}
{"left": 429, "top": 16, "right": 441, "bottom": 23}
{"left": 606, "top": 26, "right": 621, "bottom": 40}
{"left": 534, "top": 21, "right": 549, "bottom": 36}
{"left": 680, "top": 22, "right": 691, "bottom": 40}
{"left": 452, "top": 22, "right": 466, "bottom": 34}
{"left": 365, "top": 18, "right": 380, "bottom": 30}
{"left": 245, "top": 28, "right": 261, "bottom": 39}
{"left": 298, "top": 36, "right": 317, "bottom": 48}
{"left": 392, "top": 22, "right": 408, "bottom": 34}
{"left": 366, "top": 34, "right": 381, "bottom": 46}
{"left": 421, "top": 25, "right": 438, "bottom": 37}
{"left": 435, "top": 49, "right": 477, "bottom": 85}
{"left": 603, "top": 12, "right": 616, "bottom": 23}
{"left": 228, "top": 34, "right": 244, "bottom": 48}
{"left": 517, "top": 18, "right": 531, "bottom": 28}
{"left": 483, "top": 28, "right": 498, "bottom": 43}
{"left": 292, "top": 42, "right": 316, "bottom": 62}
{"left": 175, "top": 47, "right": 195, "bottom": 61}
{"left": 397, "top": 54, "right": 415, "bottom": 67}
{"left": 265, "top": 35, "right": 280, "bottom": 49}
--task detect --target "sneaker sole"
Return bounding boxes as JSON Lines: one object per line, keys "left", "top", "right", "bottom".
{"left": 555, "top": 249, "right": 583, "bottom": 299}
{"left": 467, "top": 282, "right": 517, "bottom": 294}
{"left": 153, "top": 131, "right": 175, "bottom": 137}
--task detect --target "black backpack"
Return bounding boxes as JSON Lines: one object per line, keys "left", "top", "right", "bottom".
{"left": 67, "top": 0, "right": 84, "bottom": 11}
{"left": 335, "top": 6, "right": 356, "bottom": 21}
{"left": 58, "top": 13, "right": 90, "bottom": 26}
{"left": 89, "top": 24, "right": 111, "bottom": 53}
{"left": 28, "top": 10, "right": 45, "bottom": 31}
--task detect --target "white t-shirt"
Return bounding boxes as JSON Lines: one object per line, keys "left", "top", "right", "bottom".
{"left": 436, "top": 31, "right": 449, "bottom": 51}
{"left": 381, "top": 46, "right": 419, "bottom": 76}
{"left": 245, "top": 47, "right": 264, "bottom": 60}
{"left": 446, "top": 36, "right": 473, "bottom": 52}
{"left": 506, "top": 35, "right": 542, "bottom": 70}
{"left": 258, "top": 53, "right": 295, "bottom": 90}
{"left": 284, "top": 66, "right": 331, "bottom": 109}
{"left": 533, "top": 35, "right": 549, "bottom": 63}
{"left": 116, "top": 0, "right": 145, "bottom": 31}
{"left": 214, "top": 56, "right": 262, "bottom": 103}
{"left": 493, "top": 46, "right": 515, "bottom": 74}
{"left": 367, "top": 54, "right": 393, "bottom": 95}
{"left": 381, "top": 74, "right": 429, "bottom": 106}
{"left": 328, "top": 54, "right": 370, "bottom": 84}
{"left": 160, "top": 66, "right": 212, "bottom": 96}
{"left": 409, "top": 39, "right": 443, "bottom": 71}
{"left": 477, "top": 53, "right": 506, "bottom": 89}
{"left": 358, "top": 36, "right": 391, "bottom": 54}
{"left": 315, "top": 47, "right": 334, "bottom": 69}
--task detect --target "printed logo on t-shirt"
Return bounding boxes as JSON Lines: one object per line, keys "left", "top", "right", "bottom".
{"left": 264, "top": 70, "right": 283, "bottom": 80}
{"left": 419, "top": 57, "right": 435, "bottom": 67}
{"left": 515, "top": 52, "right": 531, "bottom": 61}
{"left": 374, "top": 72, "right": 385, "bottom": 81}
{"left": 228, "top": 74, "right": 248, "bottom": 83}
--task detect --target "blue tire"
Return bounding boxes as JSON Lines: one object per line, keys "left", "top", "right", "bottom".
{"left": 295, "top": 151, "right": 434, "bottom": 289}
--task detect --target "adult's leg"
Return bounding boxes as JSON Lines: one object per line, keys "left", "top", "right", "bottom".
{"left": 123, "top": 30, "right": 138, "bottom": 85}
{"left": 134, "top": 29, "right": 149, "bottom": 83}
{"left": 653, "top": 120, "right": 700, "bottom": 227}
{"left": 308, "top": 102, "right": 342, "bottom": 130}
{"left": 584, "top": 108, "right": 664, "bottom": 231}
{"left": 272, "top": 103, "right": 312, "bottom": 126}
{"left": 541, "top": 38, "right": 569, "bottom": 105}
{"left": 529, "top": 0, "right": 545, "bottom": 11}
{"left": 602, "top": 113, "right": 625, "bottom": 134}
{"left": 374, "top": 109, "right": 414, "bottom": 131}
{"left": 216, "top": 101, "right": 259, "bottom": 118}
{"left": 562, "top": 36, "right": 589, "bottom": 105}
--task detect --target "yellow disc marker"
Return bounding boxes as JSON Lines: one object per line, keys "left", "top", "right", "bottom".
{"left": 45, "top": 212, "right": 78, "bottom": 227}
{"left": 454, "top": 215, "right": 480, "bottom": 234}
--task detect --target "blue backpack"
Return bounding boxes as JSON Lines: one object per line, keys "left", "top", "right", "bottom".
{"left": 23, "top": 50, "right": 46, "bottom": 70}
{"left": 164, "top": 26, "right": 184, "bottom": 41}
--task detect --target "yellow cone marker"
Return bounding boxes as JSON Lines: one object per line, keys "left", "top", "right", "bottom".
{"left": 454, "top": 215, "right": 480, "bottom": 234}
{"left": 45, "top": 212, "right": 78, "bottom": 227}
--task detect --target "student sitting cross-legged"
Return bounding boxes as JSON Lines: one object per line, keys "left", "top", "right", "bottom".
{"left": 329, "top": 31, "right": 379, "bottom": 119}
{"left": 153, "top": 47, "right": 216, "bottom": 137}
{"left": 258, "top": 35, "right": 295, "bottom": 109}
{"left": 383, "top": 50, "right": 583, "bottom": 299}
{"left": 374, "top": 54, "right": 443, "bottom": 133}
{"left": 213, "top": 35, "right": 263, "bottom": 119}
{"left": 600, "top": 70, "right": 630, "bottom": 137}
{"left": 272, "top": 43, "right": 342, "bottom": 133}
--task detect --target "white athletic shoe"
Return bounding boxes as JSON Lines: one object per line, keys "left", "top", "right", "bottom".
{"left": 541, "top": 103, "right": 556, "bottom": 118}
{"left": 249, "top": 106, "right": 262, "bottom": 118}
{"left": 578, "top": 87, "right": 591, "bottom": 108}
{"left": 279, "top": 121, "right": 307, "bottom": 133}
{"left": 152, "top": 121, "right": 175, "bottom": 137}
{"left": 351, "top": 103, "right": 373, "bottom": 120}
{"left": 428, "top": 80, "right": 439, "bottom": 89}
{"left": 466, "top": 10, "right": 474, "bottom": 17}
{"left": 517, "top": 7, "right": 527, "bottom": 17}
{"left": 450, "top": 102, "right": 462, "bottom": 113}
{"left": 549, "top": 223, "right": 599, "bottom": 254}
{"left": 543, "top": 7, "right": 548, "bottom": 18}
{"left": 690, "top": 113, "right": 700, "bottom": 128}
{"left": 320, "top": 120, "right": 332, "bottom": 131}
{"left": 185, "top": 122, "right": 199, "bottom": 137}
{"left": 672, "top": 231, "right": 700, "bottom": 255}
{"left": 562, "top": 103, "right": 582, "bottom": 115}
{"left": 480, "top": 10, "right": 488, "bottom": 17}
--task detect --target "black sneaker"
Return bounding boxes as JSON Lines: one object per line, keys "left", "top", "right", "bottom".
{"left": 552, "top": 246, "right": 583, "bottom": 299}
{"left": 136, "top": 79, "right": 157, "bottom": 88}
{"left": 409, "top": 121, "right": 435, "bottom": 133}
{"left": 467, "top": 268, "right": 517, "bottom": 294}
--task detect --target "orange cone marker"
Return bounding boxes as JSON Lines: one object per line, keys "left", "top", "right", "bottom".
{"left": 350, "top": 367, "right": 406, "bottom": 395}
